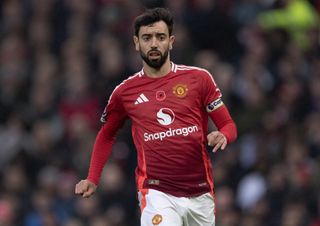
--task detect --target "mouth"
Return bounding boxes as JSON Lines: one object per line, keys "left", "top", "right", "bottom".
{"left": 148, "top": 51, "right": 161, "bottom": 60}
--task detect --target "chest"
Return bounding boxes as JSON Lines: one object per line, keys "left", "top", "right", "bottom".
{"left": 122, "top": 76, "right": 203, "bottom": 122}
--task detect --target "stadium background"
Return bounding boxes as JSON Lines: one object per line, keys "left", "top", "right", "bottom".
{"left": 0, "top": 0, "right": 319, "bottom": 225}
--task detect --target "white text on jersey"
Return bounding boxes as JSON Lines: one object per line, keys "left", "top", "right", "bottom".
{"left": 144, "top": 125, "right": 199, "bottom": 142}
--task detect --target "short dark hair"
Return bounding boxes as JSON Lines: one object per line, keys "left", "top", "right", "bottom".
{"left": 134, "top": 8, "right": 174, "bottom": 37}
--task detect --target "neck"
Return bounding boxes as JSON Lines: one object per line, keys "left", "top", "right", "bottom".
{"left": 143, "top": 58, "right": 171, "bottom": 78}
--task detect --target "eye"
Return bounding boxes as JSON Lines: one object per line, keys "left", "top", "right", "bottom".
{"left": 159, "top": 35, "right": 166, "bottom": 41}
{"left": 141, "top": 34, "right": 151, "bottom": 42}
{"left": 142, "top": 36, "right": 150, "bottom": 41}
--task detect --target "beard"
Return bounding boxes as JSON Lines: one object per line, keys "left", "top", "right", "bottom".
{"left": 140, "top": 48, "right": 169, "bottom": 69}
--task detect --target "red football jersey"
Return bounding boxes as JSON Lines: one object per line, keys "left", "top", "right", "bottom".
{"left": 100, "top": 63, "right": 224, "bottom": 197}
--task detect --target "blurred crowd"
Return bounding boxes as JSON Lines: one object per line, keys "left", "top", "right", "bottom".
{"left": 0, "top": 0, "right": 319, "bottom": 226}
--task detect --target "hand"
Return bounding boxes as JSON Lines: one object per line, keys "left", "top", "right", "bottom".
{"left": 207, "top": 131, "right": 227, "bottom": 152}
{"left": 75, "top": 179, "right": 97, "bottom": 198}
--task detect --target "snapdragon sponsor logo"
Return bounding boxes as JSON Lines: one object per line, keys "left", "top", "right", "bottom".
{"left": 157, "top": 108, "right": 175, "bottom": 125}
{"left": 144, "top": 125, "right": 198, "bottom": 142}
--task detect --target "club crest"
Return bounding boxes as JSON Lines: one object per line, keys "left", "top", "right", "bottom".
{"left": 152, "top": 214, "right": 163, "bottom": 225}
{"left": 173, "top": 84, "right": 188, "bottom": 98}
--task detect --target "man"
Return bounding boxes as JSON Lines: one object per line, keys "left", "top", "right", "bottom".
{"left": 75, "top": 8, "right": 237, "bottom": 226}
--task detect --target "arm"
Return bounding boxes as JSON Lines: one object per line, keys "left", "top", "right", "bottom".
{"left": 207, "top": 104, "right": 237, "bottom": 152}
{"left": 75, "top": 110, "right": 126, "bottom": 197}
{"left": 199, "top": 69, "right": 237, "bottom": 152}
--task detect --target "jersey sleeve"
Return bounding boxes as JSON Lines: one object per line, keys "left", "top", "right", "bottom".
{"left": 201, "top": 71, "right": 222, "bottom": 107}
{"left": 208, "top": 106, "right": 237, "bottom": 144}
{"left": 200, "top": 70, "right": 237, "bottom": 144}
{"left": 87, "top": 88, "right": 128, "bottom": 185}
{"left": 100, "top": 87, "right": 127, "bottom": 123}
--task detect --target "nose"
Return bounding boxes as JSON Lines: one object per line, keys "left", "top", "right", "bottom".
{"left": 151, "top": 37, "right": 158, "bottom": 48}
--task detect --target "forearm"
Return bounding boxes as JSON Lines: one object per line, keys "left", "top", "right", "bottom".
{"left": 87, "top": 124, "right": 115, "bottom": 185}
{"left": 219, "top": 120, "right": 237, "bottom": 144}
{"left": 209, "top": 105, "right": 237, "bottom": 144}
{"left": 87, "top": 111, "right": 126, "bottom": 185}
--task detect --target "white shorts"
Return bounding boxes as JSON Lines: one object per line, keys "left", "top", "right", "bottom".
{"left": 138, "top": 189, "right": 215, "bottom": 226}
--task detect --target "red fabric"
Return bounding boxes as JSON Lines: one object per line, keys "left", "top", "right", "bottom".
{"left": 209, "top": 105, "right": 237, "bottom": 144}
{"left": 87, "top": 111, "right": 126, "bottom": 185}
{"left": 86, "top": 63, "right": 237, "bottom": 197}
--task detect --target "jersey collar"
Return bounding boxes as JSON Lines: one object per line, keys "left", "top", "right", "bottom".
{"left": 138, "top": 62, "right": 177, "bottom": 77}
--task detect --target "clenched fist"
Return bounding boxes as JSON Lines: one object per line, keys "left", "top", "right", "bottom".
{"left": 75, "top": 179, "right": 97, "bottom": 198}
{"left": 207, "top": 131, "right": 227, "bottom": 152}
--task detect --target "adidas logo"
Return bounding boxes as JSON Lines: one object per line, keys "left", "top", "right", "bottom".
{"left": 135, "top": 93, "right": 149, "bottom": 105}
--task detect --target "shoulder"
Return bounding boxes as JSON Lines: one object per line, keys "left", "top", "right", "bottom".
{"left": 111, "top": 70, "right": 144, "bottom": 95}
{"left": 175, "top": 64, "right": 212, "bottom": 76}
{"left": 175, "top": 64, "right": 215, "bottom": 82}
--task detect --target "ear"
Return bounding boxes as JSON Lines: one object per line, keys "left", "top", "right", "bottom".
{"left": 133, "top": 36, "right": 140, "bottom": 51}
{"left": 169, "top": 35, "right": 175, "bottom": 50}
